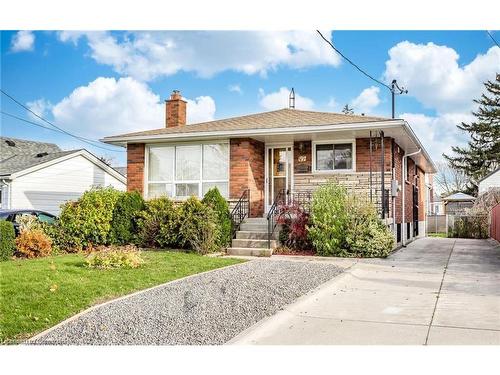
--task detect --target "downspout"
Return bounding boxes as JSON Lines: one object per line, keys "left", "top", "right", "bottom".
{"left": 0, "top": 178, "right": 11, "bottom": 209}
{"left": 401, "top": 149, "right": 421, "bottom": 247}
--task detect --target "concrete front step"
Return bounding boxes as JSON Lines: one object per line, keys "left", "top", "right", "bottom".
{"left": 236, "top": 231, "right": 277, "bottom": 240}
{"left": 232, "top": 238, "right": 277, "bottom": 249}
{"left": 243, "top": 217, "right": 268, "bottom": 224}
{"left": 239, "top": 223, "right": 269, "bottom": 232}
{"left": 227, "top": 247, "right": 273, "bottom": 257}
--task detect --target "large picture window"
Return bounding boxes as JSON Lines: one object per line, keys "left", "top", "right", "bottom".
{"left": 313, "top": 141, "right": 354, "bottom": 172}
{"left": 147, "top": 142, "right": 229, "bottom": 199}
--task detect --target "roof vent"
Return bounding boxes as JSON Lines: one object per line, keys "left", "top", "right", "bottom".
{"left": 36, "top": 152, "right": 49, "bottom": 158}
{"left": 5, "top": 140, "right": 16, "bottom": 147}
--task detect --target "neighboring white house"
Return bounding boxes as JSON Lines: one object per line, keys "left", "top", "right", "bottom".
{"left": 429, "top": 194, "right": 445, "bottom": 215}
{"left": 478, "top": 167, "right": 500, "bottom": 195}
{"left": 0, "top": 137, "right": 126, "bottom": 214}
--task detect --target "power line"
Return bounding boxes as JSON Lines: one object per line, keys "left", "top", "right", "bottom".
{"left": 0, "top": 89, "right": 124, "bottom": 153}
{"left": 1, "top": 111, "right": 63, "bottom": 133}
{"left": 316, "top": 30, "right": 392, "bottom": 91}
{"left": 487, "top": 31, "right": 500, "bottom": 48}
{"left": 0, "top": 110, "right": 125, "bottom": 153}
{"left": 1, "top": 88, "right": 101, "bottom": 144}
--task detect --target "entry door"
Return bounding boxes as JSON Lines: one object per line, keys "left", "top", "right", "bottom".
{"left": 265, "top": 146, "right": 293, "bottom": 213}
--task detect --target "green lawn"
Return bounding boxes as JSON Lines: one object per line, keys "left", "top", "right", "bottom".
{"left": 428, "top": 232, "right": 447, "bottom": 238}
{"left": 0, "top": 251, "right": 243, "bottom": 343}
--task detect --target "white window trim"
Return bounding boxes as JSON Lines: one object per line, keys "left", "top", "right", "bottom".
{"left": 312, "top": 139, "right": 356, "bottom": 173}
{"left": 144, "top": 140, "right": 230, "bottom": 199}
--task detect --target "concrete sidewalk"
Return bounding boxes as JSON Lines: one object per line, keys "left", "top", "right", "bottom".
{"left": 229, "top": 238, "right": 500, "bottom": 345}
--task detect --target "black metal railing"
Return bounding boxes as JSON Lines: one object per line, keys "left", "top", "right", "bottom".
{"left": 230, "top": 189, "right": 250, "bottom": 238}
{"left": 266, "top": 189, "right": 286, "bottom": 249}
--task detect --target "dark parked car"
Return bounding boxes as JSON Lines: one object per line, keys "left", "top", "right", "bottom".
{"left": 0, "top": 209, "right": 57, "bottom": 236}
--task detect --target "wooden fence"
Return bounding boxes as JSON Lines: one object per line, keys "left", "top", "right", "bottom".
{"left": 426, "top": 214, "right": 447, "bottom": 233}
{"left": 491, "top": 203, "right": 500, "bottom": 242}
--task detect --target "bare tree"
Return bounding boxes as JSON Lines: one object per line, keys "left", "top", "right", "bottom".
{"left": 434, "top": 161, "right": 469, "bottom": 196}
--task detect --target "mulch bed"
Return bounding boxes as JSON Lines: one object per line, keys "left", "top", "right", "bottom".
{"left": 273, "top": 247, "right": 316, "bottom": 256}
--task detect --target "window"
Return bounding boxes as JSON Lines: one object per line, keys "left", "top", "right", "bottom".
{"left": 37, "top": 213, "right": 55, "bottom": 224}
{"left": 146, "top": 143, "right": 229, "bottom": 199}
{"left": 313, "top": 142, "right": 354, "bottom": 172}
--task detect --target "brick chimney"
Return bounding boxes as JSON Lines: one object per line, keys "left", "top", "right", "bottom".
{"left": 165, "top": 90, "right": 187, "bottom": 128}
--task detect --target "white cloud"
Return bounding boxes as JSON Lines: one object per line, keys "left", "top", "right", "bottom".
{"left": 11, "top": 31, "right": 35, "bottom": 52}
{"left": 327, "top": 97, "right": 340, "bottom": 111}
{"left": 57, "top": 30, "right": 340, "bottom": 81}
{"left": 40, "top": 77, "right": 215, "bottom": 139}
{"left": 57, "top": 31, "right": 87, "bottom": 45}
{"left": 350, "top": 86, "right": 381, "bottom": 114}
{"left": 26, "top": 98, "right": 52, "bottom": 120}
{"left": 401, "top": 112, "right": 472, "bottom": 163}
{"left": 259, "top": 87, "right": 315, "bottom": 111}
{"left": 228, "top": 84, "right": 243, "bottom": 95}
{"left": 185, "top": 96, "right": 216, "bottom": 124}
{"left": 384, "top": 41, "right": 500, "bottom": 113}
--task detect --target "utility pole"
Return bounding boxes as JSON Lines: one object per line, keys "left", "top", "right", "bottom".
{"left": 391, "top": 80, "right": 408, "bottom": 119}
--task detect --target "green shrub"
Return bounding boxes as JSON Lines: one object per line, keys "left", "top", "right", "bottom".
{"left": 0, "top": 220, "right": 16, "bottom": 261}
{"left": 136, "top": 197, "right": 180, "bottom": 248}
{"left": 307, "top": 182, "right": 394, "bottom": 257}
{"left": 57, "top": 186, "right": 123, "bottom": 251}
{"left": 344, "top": 195, "right": 394, "bottom": 257}
{"left": 307, "top": 183, "right": 350, "bottom": 256}
{"left": 178, "top": 196, "right": 220, "bottom": 254}
{"left": 202, "top": 187, "right": 232, "bottom": 248}
{"left": 41, "top": 221, "right": 65, "bottom": 254}
{"left": 85, "top": 245, "right": 144, "bottom": 269}
{"left": 110, "top": 191, "right": 145, "bottom": 245}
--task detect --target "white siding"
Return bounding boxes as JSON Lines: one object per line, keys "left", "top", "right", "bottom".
{"left": 478, "top": 170, "right": 500, "bottom": 194}
{"left": 9, "top": 155, "right": 125, "bottom": 215}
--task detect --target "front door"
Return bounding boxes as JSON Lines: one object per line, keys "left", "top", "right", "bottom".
{"left": 265, "top": 145, "right": 293, "bottom": 213}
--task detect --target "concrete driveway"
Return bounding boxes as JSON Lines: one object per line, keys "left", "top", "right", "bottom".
{"left": 230, "top": 237, "right": 500, "bottom": 345}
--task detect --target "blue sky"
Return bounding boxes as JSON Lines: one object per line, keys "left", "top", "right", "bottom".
{"left": 1, "top": 30, "right": 499, "bottom": 166}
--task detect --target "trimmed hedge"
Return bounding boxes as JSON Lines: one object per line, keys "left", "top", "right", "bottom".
{"left": 110, "top": 191, "right": 145, "bottom": 245}
{"left": 202, "top": 187, "right": 232, "bottom": 248}
{"left": 56, "top": 187, "right": 122, "bottom": 251}
{"left": 0, "top": 220, "right": 16, "bottom": 261}
{"left": 178, "top": 196, "right": 220, "bottom": 254}
{"left": 136, "top": 197, "right": 180, "bottom": 248}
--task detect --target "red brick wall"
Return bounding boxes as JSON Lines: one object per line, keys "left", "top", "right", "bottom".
{"left": 418, "top": 167, "right": 426, "bottom": 221}
{"left": 127, "top": 143, "right": 145, "bottom": 194}
{"left": 230, "top": 138, "right": 265, "bottom": 217}
{"left": 356, "top": 137, "right": 392, "bottom": 172}
{"left": 394, "top": 142, "right": 404, "bottom": 223}
{"left": 405, "top": 158, "right": 416, "bottom": 223}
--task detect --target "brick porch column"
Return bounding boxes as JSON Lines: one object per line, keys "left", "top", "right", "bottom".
{"left": 230, "top": 138, "right": 265, "bottom": 217}
{"left": 127, "top": 143, "right": 145, "bottom": 195}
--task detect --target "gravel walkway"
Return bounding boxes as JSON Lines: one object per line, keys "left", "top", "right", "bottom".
{"left": 30, "top": 259, "right": 343, "bottom": 345}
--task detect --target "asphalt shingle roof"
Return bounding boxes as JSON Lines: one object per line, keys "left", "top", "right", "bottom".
{"left": 0, "top": 137, "right": 79, "bottom": 177}
{"left": 104, "top": 108, "right": 390, "bottom": 139}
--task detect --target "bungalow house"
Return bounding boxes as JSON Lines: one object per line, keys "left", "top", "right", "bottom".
{"left": 0, "top": 137, "right": 126, "bottom": 214}
{"left": 102, "top": 90, "right": 436, "bottom": 252}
